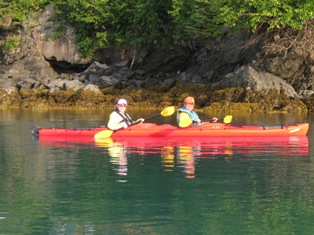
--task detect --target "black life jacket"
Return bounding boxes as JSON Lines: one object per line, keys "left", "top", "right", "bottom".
{"left": 114, "top": 109, "right": 133, "bottom": 126}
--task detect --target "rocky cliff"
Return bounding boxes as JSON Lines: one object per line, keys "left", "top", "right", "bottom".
{"left": 0, "top": 5, "right": 313, "bottom": 112}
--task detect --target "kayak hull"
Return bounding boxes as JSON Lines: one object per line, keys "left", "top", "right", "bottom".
{"left": 32, "top": 122, "right": 309, "bottom": 140}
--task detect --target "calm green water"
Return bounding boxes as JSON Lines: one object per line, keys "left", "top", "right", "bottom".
{"left": 0, "top": 109, "right": 313, "bottom": 235}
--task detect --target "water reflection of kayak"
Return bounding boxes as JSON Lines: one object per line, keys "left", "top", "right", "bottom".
{"left": 102, "top": 136, "right": 309, "bottom": 156}
{"left": 38, "top": 135, "right": 309, "bottom": 157}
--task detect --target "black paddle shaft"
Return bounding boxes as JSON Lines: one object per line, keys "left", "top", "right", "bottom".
{"left": 131, "top": 113, "right": 161, "bottom": 126}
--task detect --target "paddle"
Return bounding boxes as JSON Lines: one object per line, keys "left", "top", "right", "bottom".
{"left": 179, "top": 115, "right": 233, "bottom": 128}
{"left": 214, "top": 115, "right": 232, "bottom": 124}
{"left": 94, "top": 106, "right": 175, "bottom": 139}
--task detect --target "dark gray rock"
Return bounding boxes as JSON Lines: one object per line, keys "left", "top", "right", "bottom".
{"left": 212, "top": 65, "right": 298, "bottom": 97}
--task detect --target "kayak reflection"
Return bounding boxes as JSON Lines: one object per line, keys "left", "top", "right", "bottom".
{"left": 177, "top": 146, "right": 196, "bottom": 179}
{"left": 95, "top": 139, "right": 201, "bottom": 179}
{"left": 94, "top": 136, "right": 309, "bottom": 156}
{"left": 38, "top": 135, "right": 309, "bottom": 179}
{"left": 94, "top": 136, "right": 309, "bottom": 179}
{"left": 95, "top": 138, "right": 128, "bottom": 180}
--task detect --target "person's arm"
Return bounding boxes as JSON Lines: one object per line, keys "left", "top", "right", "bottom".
{"left": 192, "top": 112, "right": 202, "bottom": 124}
{"left": 125, "top": 113, "right": 144, "bottom": 124}
{"left": 134, "top": 118, "right": 145, "bottom": 123}
{"left": 107, "top": 112, "right": 127, "bottom": 130}
{"left": 211, "top": 117, "right": 218, "bottom": 122}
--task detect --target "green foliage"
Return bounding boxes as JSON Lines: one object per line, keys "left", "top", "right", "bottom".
{"left": 212, "top": 0, "right": 314, "bottom": 33}
{"left": 0, "top": 1, "right": 10, "bottom": 17}
{"left": 2, "top": 0, "right": 313, "bottom": 58}
{"left": 4, "top": 35, "right": 20, "bottom": 50}
{"left": 53, "top": 0, "right": 111, "bottom": 57}
{"left": 49, "top": 25, "right": 65, "bottom": 40}
{"left": 110, "top": 0, "right": 171, "bottom": 47}
{"left": 76, "top": 32, "right": 95, "bottom": 58}
{"left": 0, "top": 0, "right": 50, "bottom": 28}
{"left": 53, "top": 0, "right": 175, "bottom": 56}
{"left": 169, "top": 0, "right": 217, "bottom": 43}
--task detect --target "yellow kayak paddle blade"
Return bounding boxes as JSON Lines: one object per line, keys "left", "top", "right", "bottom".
{"left": 94, "top": 130, "right": 114, "bottom": 139}
{"left": 161, "top": 106, "right": 175, "bottom": 117}
{"left": 179, "top": 118, "right": 193, "bottom": 128}
{"left": 94, "top": 137, "right": 114, "bottom": 147}
{"left": 223, "top": 115, "right": 232, "bottom": 124}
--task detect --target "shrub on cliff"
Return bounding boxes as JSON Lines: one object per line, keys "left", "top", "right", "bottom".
{"left": 0, "top": 0, "right": 49, "bottom": 29}
{"left": 2, "top": 0, "right": 314, "bottom": 57}
{"left": 212, "top": 0, "right": 314, "bottom": 32}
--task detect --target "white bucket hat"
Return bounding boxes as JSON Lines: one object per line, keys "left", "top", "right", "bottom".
{"left": 117, "top": 98, "right": 127, "bottom": 105}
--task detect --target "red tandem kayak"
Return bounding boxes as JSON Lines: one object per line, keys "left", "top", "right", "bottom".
{"left": 30, "top": 122, "right": 309, "bottom": 141}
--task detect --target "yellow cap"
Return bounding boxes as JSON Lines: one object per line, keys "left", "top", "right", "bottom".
{"left": 184, "top": 96, "right": 195, "bottom": 104}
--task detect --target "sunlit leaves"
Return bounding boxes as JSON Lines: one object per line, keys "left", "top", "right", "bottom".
{"left": 212, "top": 0, "right": 314, "bottom": 33}
{"left": 0, "top": 0, "right": 50, "bottom": 27}
{"left": 53, "top": 0, "right": 112, "bottom": 57}
{"left": 2, "top": 0, "right": 313, "bottom": 57}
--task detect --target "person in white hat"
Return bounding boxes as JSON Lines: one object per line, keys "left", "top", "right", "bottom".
{"left": 107, "top": 98, "right": 144, "bottom": 130}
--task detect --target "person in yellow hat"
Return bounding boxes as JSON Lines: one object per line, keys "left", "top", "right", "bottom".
{"left": 177, "top": 96, "right": 218, "bottom": 127}
{"left": 107, "top": 98, "right": 144, "bottom": 130}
